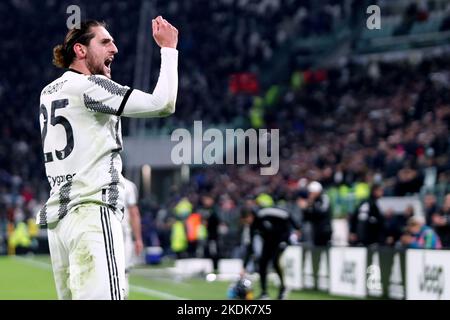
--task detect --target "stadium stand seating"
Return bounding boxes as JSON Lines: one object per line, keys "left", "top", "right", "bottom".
{"left": 1, "top": 0, "right": 450, "bottom": 256}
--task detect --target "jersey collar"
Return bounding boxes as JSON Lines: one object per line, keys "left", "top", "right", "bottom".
{"left": 67, "top": 68, "right": 83, "bottom": 74}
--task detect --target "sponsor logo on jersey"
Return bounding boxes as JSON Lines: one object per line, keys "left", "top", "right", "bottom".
{"left": 42, "top": 80, "right": 68, "bottom": 95}
{"left": 48, "top": 173, "right": 76, "bottom": 187}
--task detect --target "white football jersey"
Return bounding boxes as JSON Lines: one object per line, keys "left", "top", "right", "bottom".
{"left": 38, "top": 48, "right": 178, "bottom": 227}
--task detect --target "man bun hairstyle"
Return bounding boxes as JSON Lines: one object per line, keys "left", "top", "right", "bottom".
{"left": 52, "top": 20, "right": 106, "bottom": 68}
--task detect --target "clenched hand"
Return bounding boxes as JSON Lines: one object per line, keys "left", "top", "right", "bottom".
{"left": 152, "top": 16, "right": 178, "bottom": 49}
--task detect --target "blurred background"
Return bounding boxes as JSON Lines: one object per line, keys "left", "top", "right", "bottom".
{"left": 1, "top": 0, "right": 450, "bottom": 300}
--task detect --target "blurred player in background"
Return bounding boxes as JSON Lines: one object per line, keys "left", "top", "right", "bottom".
{"left": 122, "top": 177, "right": 144, "bottom": 299}
{"left": 252, "top": 193, "right": 301, "bottom": 300}
{"left": 240, "top": 196, "right": 258, "bottom": 274}
{"left": 38, "top": 17, "right": 178, "bottom": 299}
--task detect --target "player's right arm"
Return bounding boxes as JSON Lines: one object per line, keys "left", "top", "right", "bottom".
{"left": 129, "top": 204, "right": 144, "bottom": 256}
{"left": 125, "top": 179, "right": 144, "bottom": 256}
{"left": 80, "top": 16, "right": 178, "bottom": 118}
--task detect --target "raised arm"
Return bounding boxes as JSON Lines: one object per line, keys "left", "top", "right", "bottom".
{"left": 81, "top": 16, "right": 179, "bottom": 118}
{"left": 121, "top": 16, "right": 179, "bottom": 118}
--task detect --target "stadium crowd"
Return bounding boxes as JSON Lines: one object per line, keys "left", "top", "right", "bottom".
{"left": 150, "top": 53, "right": 450, "bottom": 258}
{"left": 0, "top": 0, "right": 351, "bottom": 254}
{"left": 1, "top": 0, "right": 450, "bottom": 257}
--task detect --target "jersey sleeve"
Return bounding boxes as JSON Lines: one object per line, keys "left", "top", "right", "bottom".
{"left": 120, "top": 48, "right": 178, "bottom": 118}
{"left": 81, "top": 74, "right": 132, "bottom": 115}
{"left": 80, "top": 48, "right": 178, "bottom": 118}
{"left": 124, "top": 179, "right": 138, "bottom": 207}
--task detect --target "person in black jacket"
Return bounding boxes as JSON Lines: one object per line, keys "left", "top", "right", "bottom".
{"left": 239, "top": 197, "right": 259, "bottom": 274}
{"left": 298, "top": 181, "right": 332, "bottom": 246}
{"left": 252, "top": 193, "right": 301, "bottom": 300}
{"left": 349, "top": 184, "right": 386, "bottom": 246}
{"left": 198, "top": 194, "right": 220, "bottom": 272}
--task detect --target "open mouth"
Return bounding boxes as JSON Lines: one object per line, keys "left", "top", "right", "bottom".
{"left": 104, "top": 57, "right": 113, "bottom": 70}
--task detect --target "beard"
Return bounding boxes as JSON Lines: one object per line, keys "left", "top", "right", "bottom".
{"left": 86, "top": 51, "right": 111, "bottom": 78}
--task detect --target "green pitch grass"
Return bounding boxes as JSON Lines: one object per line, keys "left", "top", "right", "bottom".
{"left": 0, "top": 255, "right": 353, "bottom": 300}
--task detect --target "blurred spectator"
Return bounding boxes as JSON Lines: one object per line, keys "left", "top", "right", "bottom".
{"left": 170, "top": 215, "right": 188, "bottom": 259}
{"left": 423, "top": 193, "right": 438, "bottom": 226}
{"left": 297, "top": 181, "right": 332, "bottom": 246}
{"left": 431, "top": 194, "right": 450, "bottom": 248}
{"left": 349, "top": 184, "right": 386, "bottom": 246}
{"left": 385, "top": 206, "right": 414, "bottom": 246}
{"left": 198, "top": 194, "right": 221, "bottom": 271}
{"left": 400, "top": 216, "right": 442, "bottom": 249}
{"left": 217, "top": 194, "right": 241, "bottom": 258}
{"left": 185, "top": 211, "right": 206, "bottom": 257}
{"left": 2, "top": 0, "right": 450, "bottom": 256}
{"left": 395, "top": 162, "right": 424, "bottom": 196}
